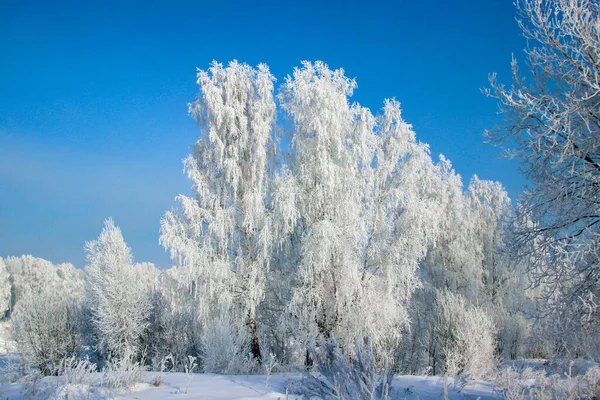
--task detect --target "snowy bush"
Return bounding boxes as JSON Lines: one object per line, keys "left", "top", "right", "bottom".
{"left": 43, "top": 356, "right": 100, "bottom": 400}
{"left": 294, "top": 337, "right": 392, "bottom": 400}
{"left": 101, "top": 352, "right": 145, "bottom": 392}
{"left": 201, "top": 315, "right": 257, "bottom": 374}
{"left": 21, "top": 369, "right": 45, "bottom": 400}
{"left": 149, "top": 354, "right": 171, "bottom": 386}
{"left": 11, "top": 285, "right": 81, "bottom": 376}
{"left": 58, "top": 356, "right": 97, "bottom": 386}
{"left": 496, "top": 364, "right": 600, "bottom": 400}
{"left": 434, "top": 291, "right": 496, "bottom": 379}
{"left": 0, "top": 357, "right": 19, "bottom": 384}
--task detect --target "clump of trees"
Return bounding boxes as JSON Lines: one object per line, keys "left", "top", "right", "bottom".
{"left": 3, "top": 0, "right": 599, "bottom": 389}
{"left": 4, "top": 61, "right": 521, "bottom": 380}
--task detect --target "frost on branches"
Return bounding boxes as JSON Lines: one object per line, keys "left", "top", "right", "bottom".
{"left": 9, "top": 256, "right": 84, "bottom": 375}
{"left": 160, "top": 61, "right": 276, "bottom": 363}
{"left": 486, "top": 0, "right": 600, "bottom": 358}
{"left": 2, "top": 60, "right": 535, "bottom": 380}
{"left": 278, "top": 63, "right": 441, "bottom": 359}
{"left": 158, "top": 60, "right": 518, "bottom": 370}
{"left": 85, "top": 218, "right": 152, "bottom": 363}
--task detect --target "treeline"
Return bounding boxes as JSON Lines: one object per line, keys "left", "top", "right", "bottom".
{"left": 1, "top": 60, "right": 576, "bottom": 381}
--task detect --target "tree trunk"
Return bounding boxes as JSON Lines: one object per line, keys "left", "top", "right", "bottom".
{"left": 304, "top": 348, "right": 313, "bottom": 370}
{"left": 249, "top": 309, "right": 262, "bottom": 364}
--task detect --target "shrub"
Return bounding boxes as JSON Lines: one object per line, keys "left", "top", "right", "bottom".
{"left": 202, "top": 315, "right": 256, "bottom": 374}
{"left": 101, "top": 353, "right": 145, "bottom": 392}
{"left": 58, "top": 356, "right": 97, "bottom": 386}
{"left": 11, "top": 286, "right": 81, "bottom": 376}
{"left": 496, "top": 364, "right": 600, "bottom": 400}
{"left": 295, "top": 336, "right": 392, "bottom": 400}
{"left": 435, "top": 291, "right": 497, "bottom": 379}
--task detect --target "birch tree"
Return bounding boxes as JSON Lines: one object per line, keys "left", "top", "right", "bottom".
{"left": 279, "top": 62, "right": 368, "bottom": 350}
{"left": 486, "top": 0, "right": 600, "bottom": 357}
{"left": 160, "top": 60, "right": 276, "bottom": 362}
{"left": 279, "top": 62, "right": 442, "bottom": 361}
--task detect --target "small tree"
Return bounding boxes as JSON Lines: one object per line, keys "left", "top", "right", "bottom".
{"left": 85, "top": 218, "right": 151, "bottom": 363}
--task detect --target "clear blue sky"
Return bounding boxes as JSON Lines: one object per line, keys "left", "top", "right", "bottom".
{"left": 0, "top": 0, "right": 528, "bottom": 269}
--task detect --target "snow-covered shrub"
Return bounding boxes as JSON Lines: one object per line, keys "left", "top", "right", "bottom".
{"left": 46, "top": 356, "right": 100, "bottom": 400}
{"left": 182, "top": 355, "right": 197, "bottom": 394}
{"left": 149, "top": 354, "right": 171, "bottom": 386}
{"left": 58, "top": 356, "right": 97, "bottom": 386}
{"left": 201, "top": 315, "right": 256, "bottom": 374}
{"left": 21, "top": 368, "right": 45, "bottom": 400}
{"left": 11, "top": 285, "right": 81, "bottom": 375}
{"left": 261, "top": 347, "right": 278, "bottom": 389}
{"left": 295, "top": 337, "right": 392, "bottom": 400}
{"left": 101, "top": 352, "right": 145, "bottom": 392}
{"left": 435, "top": 291, "right": 496, "bottom": 379}
{"left": 496, "top": 364, "right": 600, "bottom": 400}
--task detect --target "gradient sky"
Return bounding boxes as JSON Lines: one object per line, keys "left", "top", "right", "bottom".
{"left": 1, "top": 0, "right": 528, "bottom": 269}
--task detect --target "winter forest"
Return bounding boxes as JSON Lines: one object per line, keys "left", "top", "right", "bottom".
{"left": 1, "top": 0, "right": 600, "bottom": 399}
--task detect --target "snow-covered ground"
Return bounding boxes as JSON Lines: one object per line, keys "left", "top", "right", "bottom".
{"left": 0, "top": 371, "right": 502, "bottom": 399}
{"left": 119, "top": 373, "right": 501, "bottom": 400}
{"left": 0, "top": 320, "right": 501, "bottom": 399}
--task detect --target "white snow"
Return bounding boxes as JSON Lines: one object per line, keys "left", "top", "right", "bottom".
{"left": 0, "top": 371, "right": 503, "bottom": 400}
{"left": 122, "top": 373, "right": 502, "bottom": 400}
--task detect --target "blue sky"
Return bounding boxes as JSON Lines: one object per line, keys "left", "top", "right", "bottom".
{"left": 1, "top": 0, "right": 527, "bottom": 269}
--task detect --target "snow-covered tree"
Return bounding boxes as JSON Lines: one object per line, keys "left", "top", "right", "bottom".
{"left": 7, "top": 256, "right": 83, "bottom": 375}
{"left": 278, "top": 61, "right": 369, "bottom": 350}
{"left": 161, "top": 60, "right": 276, "bottom": 361}
{"left": 11, "top": 281, "right": 81, "bottom": 375}
{"left": 277, "top": 62, "right": 442, "bottom": 362}
{"left": 426, "top": 158, "right": 483, "bottom": 299}
{"left": 486, "top": 0, "right": 600, "bottom": 357}
{"left": 5, "top": 255, "right": 60, "bottom": 314}
{"left": 0, "top": 258, "right": 10, "bottom": 319}
{"left": 3, "top": 255, "right": 83, "bottom": 319}
{"left": 156, "top": 59, "right": 526, "bottom": 371}
{"left": 467, "top": 176, "right": 512, "bottom": 304}
{"left": 354, "top": 99, "right": 444, "bottom": 357}
{"left": 467, "top": 176, "right": 530, "bottom": 359}
{"left": 401, "top": 169, "right": 525, "bottom": 372}
{"left": 55, "top": 262, "right": 85, "bottom": 300}
{"left": 85, "top": 218, "right": 151, "bottom": 362}
{"left": 402, "top": 158, "right": 481, "bottom": 374}
{"left": 434, "top": 290, "right": 496, "bottom": 379}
